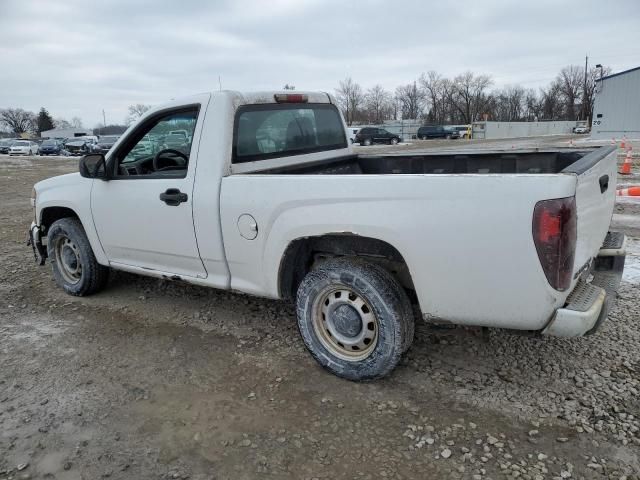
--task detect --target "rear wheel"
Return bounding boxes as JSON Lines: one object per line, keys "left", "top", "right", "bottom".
{"left": 48, "top": 217, "right": 109, "bottom": 296}
{"left": 296, "top": 258, "right": 414, "bottom": 381}
{"left": 390, "top": 138, "right": 399, "bottom": 145}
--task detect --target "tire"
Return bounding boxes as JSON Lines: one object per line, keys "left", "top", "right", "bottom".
{"left": 296, "top": 257, "right": 414, "bottom": 381}
{"left": 47, "top": 217, "right": 109, "bottom": 296}
{"left": 419, "top": 135, "right": 426, "bottom": 140}
{"left": 390, "top": 138, "right": 399, "bottom": 145}
{"left": 361, "top": 138, "right": 372, "bottom": 146}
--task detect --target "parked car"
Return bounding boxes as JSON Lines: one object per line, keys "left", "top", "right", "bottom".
{"left": 95, "top": 135, "right": 120, "bottom": 154}
{"left": 0, "top": 138, "right": 16, "bottom": 154}
{"left": 454, "top": 125, "right": 472, "bottom": 139}
{"left": 9, "top": 140, "right": 38, "bottom": 155}
{"left": 354, "top": 127, "right": 401, "bottom": 146}
{"left": 346, "top": 127, "right": 360, "bottom": 144}
{"left": 574, "top": 126, "right": 590, "bottom": 134}
{"left": 39, "top": 139, "right": 64, "bottom": 156}
{"left": 161, "top": 133, "right": 190, "bottom": 153}
{"left": 417, "top": 125, "right": 457, "bottom": 140}
{"left": 65, "top": 137, "right": 98, "bottom": 156}
{"left": 129, "top": 135, "right": 156, "bottom": 157}
{"left": 28, "top": 90, "right": 625, "bottom": 381}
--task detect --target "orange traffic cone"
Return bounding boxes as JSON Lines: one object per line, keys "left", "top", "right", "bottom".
{"left": 620, "top": 150, "right": 633, "bottom": 175}
{"left": 617, "top": 186, "right": 640, "bottom": 196}
{"left": 611, "top": 137, "right": 617, "bottom": 145}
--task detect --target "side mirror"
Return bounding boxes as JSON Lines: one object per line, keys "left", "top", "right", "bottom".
{"left": 79, "top": 153, "right": 109, "bottom": 180}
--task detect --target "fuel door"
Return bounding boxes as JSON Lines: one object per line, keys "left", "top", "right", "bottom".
{"left": 237, "top": 214, "right": 258, "bottom": 240}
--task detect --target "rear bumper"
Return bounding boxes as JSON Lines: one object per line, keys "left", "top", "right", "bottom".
{"left": 542, "top": 232, "right": 626, "bottom": 337}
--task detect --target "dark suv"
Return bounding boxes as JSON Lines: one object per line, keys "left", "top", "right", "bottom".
{"left": 354, "top": 127, "right": 401, "bottom": 146}
{"left": 417, "top": 125, "right": 459, "bottom": 140}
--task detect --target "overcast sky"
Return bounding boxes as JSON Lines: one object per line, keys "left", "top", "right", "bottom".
{"left": 1, "top": 0, "right": 639, "bottom": 127}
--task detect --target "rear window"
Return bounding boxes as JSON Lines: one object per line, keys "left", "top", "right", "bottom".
{"left": 233, "top": 104, "right": 346, "bottom": 164}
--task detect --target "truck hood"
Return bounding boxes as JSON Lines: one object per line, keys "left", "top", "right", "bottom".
{"left": 35, "top": 172, "right": 83, "bottom": 194}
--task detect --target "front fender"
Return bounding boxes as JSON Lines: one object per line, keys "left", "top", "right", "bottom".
{"left": 35, "top": 174, "right": 108, "bottom": 266}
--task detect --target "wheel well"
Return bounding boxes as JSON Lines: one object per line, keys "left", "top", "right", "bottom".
{"left": 278, "top": 234, "right": 416, "bottom": 302}
{"left": 40, "top": 207, "right": 79, "bottom": 232}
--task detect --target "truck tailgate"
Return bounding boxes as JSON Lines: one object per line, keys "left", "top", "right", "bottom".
{"left": 567, "top": 146, "right": 618, "bottom": 278}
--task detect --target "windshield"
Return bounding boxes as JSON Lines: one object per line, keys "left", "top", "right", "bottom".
{"left": 42, "top": 140, "right": 57, "bottom": 146}
{"left": 15, "top": 141, "right": 29, "bottom": 146}
{"left": 99, "top": 136, "right": 119, "bottom": 143}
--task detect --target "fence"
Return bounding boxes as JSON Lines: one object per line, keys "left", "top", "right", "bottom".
{"left": 472, "top": 121, "right": 578, "bottom": 139}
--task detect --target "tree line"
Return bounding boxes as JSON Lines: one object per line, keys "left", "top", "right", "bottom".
{"left": 334, "top": 64, "right": 610, "bottom": 126}
{"left": 1, "top": 63, "right": 611, "bottom": 135}
{"left": 0, "top": 103, "right": 153, "bottom": 137}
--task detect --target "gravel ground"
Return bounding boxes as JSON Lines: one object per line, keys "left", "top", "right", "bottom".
{"left": 1, "top": 140, "right": 639, "bottom": 480}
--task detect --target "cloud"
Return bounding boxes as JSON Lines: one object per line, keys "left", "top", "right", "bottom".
{"left": 0, "top": 0, "right": 638, "bottom": 126}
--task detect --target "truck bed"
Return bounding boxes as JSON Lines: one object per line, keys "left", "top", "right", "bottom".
{"left": 256, "top": 147, "right": 611, "bottom": 176}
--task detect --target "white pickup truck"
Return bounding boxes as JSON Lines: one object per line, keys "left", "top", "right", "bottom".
{"left": 29, "top": 90, "right": 626, "bottom": 380}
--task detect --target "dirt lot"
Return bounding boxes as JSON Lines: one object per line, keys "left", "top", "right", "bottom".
{"left": 1, "top": 139, "right": 640, "bottom": 480}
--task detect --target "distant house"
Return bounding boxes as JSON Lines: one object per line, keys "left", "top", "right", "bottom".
{"left": 40, "top": 127, "right": 93, "bottom": 139}
{"left": 592, "top": 66, "right": 640, "bottom": 139}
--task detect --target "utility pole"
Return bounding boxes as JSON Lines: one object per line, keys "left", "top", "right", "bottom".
{"left": 583, "top": 55, "right": 588, "bottom": 120}
{"left": 102, "top": 109, "right": 107, "bottom": 134}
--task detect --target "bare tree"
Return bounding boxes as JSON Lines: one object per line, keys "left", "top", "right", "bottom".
{"left": 524, "top": 88, "right": 542, "bottom": 121}
{"left": 420, "top": 71, "right": 446, "bottom": 124}
{"left": 364, "top": 85, "right": 392, "bottom": 124}
{"left": 492, "top": 85, "right": 526, "bottom": 121}
{"left": 557, "top": 65, "right": 583, "bottom": 120}
{"left": 539, "top": 81, "right": 563, "bottom": 120}
{"left": 54, "top": 118, "right": 72, "bottom": 129}
{"left": 283, "top": 84, "right": 295, "bottom": 90}
{"left": 71, "top": 116, "right": 83, "bottom": 128}
{"left": 0, "top": 108, "right": 35, "bottom": 134}
{"left": 395, "top": 81, "right": 425, "bottom": 119}
{"left": 126, "top": 104, "right": 152, "bottom": 125}
{"left": 451, "top": 72, "right": 493, "bottom": 124}
{"left": 335, "top": 77, "right": 364, "bottom": 126}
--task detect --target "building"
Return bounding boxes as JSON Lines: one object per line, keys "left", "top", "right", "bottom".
{"left": 591, "top": 66, "right": 640, "bottom": 139}
{"left": 471, "top": 121, "right": 577, "bottom": 139}
{"left": 40, "top": 127, "right": 93, "bottom": 139}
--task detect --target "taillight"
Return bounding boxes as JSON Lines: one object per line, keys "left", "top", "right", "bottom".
{"left": 274, "top": 94, "right": 308, "bottom": 103}
{"left": 532, "top": 197, "right": 576, "bottom": 291}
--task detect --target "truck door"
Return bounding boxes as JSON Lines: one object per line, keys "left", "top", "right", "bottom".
{"left": 91, "top": 102, "right": 208, "bottom": 278}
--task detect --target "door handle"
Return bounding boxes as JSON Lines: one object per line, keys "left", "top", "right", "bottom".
{"left": 599, "top": 175, "right": 609, "bottom": 194}
{"left": 159, "top": 188, "right": 188, "bottom": 206}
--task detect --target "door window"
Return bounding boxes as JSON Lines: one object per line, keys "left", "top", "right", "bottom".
{"left": 113, "top": 108, "right": 198, "bottom": 177}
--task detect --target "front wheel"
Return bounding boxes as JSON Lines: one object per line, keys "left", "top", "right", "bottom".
{"left": 390, "top": 138, "right": 399, "bottom": 145}
{"left": 361, "top": 138, "right": 372, "bottom": 146}
{"left": 47, "top": 217, "right": 109, "bottom": 296}
{"left": 296, "top": 258, "right": 414, "bottom": 381}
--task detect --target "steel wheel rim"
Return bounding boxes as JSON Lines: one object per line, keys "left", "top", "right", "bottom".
{"left": 54, "top": 236, "right": 82, "bottom": 284}
{"left": 312, "top": 286, "right": 378, "bottom": 361}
